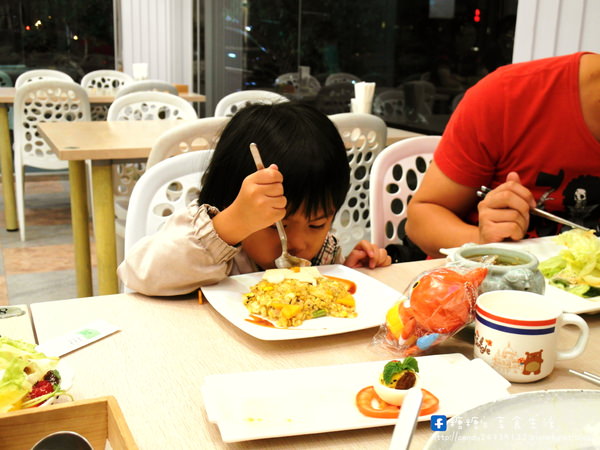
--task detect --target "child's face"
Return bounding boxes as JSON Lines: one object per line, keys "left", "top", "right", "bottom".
{"left": 242, "top": 209, "right": 334, "bottom": 269}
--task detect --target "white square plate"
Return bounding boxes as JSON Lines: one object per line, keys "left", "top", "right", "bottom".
{"left": 202, "top": 353, "right": 511, "bottom": 443}
{"left": 200, "top": 265, "right": 403, "bottom": 340}
{"left": 443, "top": 237, "right": 600, "bottom": 314}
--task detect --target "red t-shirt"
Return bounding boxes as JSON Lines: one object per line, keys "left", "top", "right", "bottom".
{"left": 435, "top": 52, "right": 600, "bottom": 236}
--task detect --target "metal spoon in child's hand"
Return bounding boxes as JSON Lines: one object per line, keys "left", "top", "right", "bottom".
{"left": 249, "top": 143, "right": 311, "bottom": 268}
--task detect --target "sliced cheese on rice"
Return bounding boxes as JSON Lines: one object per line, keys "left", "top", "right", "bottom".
{"left": 262, "top": 267, "right": 322, "bottom": 285}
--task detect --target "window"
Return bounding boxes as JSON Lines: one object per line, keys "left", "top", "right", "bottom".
{"left": 201, "top": 0, "right": 517, "bottom": 134}
{"left": 0, "top": 0, "right": 115, "bottom": 84}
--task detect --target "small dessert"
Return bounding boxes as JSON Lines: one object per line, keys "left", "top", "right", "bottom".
{"left": 373, "top": 358, "right": 420, "bottom": 406}
{"left": 355, "top": 358, "right": 439, "bottom": 418}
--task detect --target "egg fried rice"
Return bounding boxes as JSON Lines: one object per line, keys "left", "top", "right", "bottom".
{"left": 243, "top": 277, "right": 357, "bottom": 328}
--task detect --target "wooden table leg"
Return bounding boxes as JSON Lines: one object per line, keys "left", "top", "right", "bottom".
{"left": 68, "top": 161, "right": 93, "bottom": 297}
{"left": 91, "top": 161, "right": 119, "bottom": 295}
{"left": 0, "top": 105, "right": 18, "bottom": 231}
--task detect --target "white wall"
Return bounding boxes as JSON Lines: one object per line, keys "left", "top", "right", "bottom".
{"left": 119, "top": 0, "right": 193, "bottom": 87}
{"left": 513, "top": 0, "right": 600, "bottom": 62}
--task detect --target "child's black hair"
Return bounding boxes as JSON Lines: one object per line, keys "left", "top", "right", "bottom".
{"left": 199, "top": 102, "right": 350, "bottom": 219}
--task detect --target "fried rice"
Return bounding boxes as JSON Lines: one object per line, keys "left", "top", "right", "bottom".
{"left": 243, "top": 276, "right": 357, "bottom": 328}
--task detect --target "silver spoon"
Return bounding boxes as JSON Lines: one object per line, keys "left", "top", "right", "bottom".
{"left": 249, "top": 143, "right": 311, "bottom": 268}
{"left": 30, "top": 431, "right": 93, "bottom": 450}
{"left": 389, "top": 387, "right": 423, "bottom": 450}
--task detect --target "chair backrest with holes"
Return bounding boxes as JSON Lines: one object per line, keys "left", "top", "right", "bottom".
{"left": 15, "top": 69, "right": 73, "bottom": 88}
{"left": 147, "top": 117, "right": 230, "bottom": 168}
{"left": 81, "top": 70, "right": 134, "bottom": 121}
{"left": 325, "top": 72, "right": 361, "bottom": 86}
{"left": 214, "top": 90, "right": 288, "bottom": 117}
{"left": 402, "top": 80, "right": 436, "bottom": 123}
{"left": 124, "top": 150, "right": 214, "bottom": 259}
{"left": 14, "top": 80, "right": 91, "bottom": 170}
{"left": 314, "top": 82, "right": 354, "bottom": 115}
{"left": 373, "top": 89, "right": 406, "bottom": 123}
{"left": 369, "top": 136, "right": 440, "bottom": 249}
{"left": 81, "top": 70, "right": 134, "bottom": 90}
{"left": 115, "top": 79, "right": 178, "bottom": 97}
{"left": 328, "top": 113, "right": 387, "bottom": 255}
{"left": 107, "top": 91, "right": 197, "bottom": 121}
{"left": 274, "top": 72, "right": 321, "bottom": 95}
{"left": 0, "top": 70, "right": 12, "bottom": 87}
{"left": 107, "top": 91, "right": 198, "bottom": 214}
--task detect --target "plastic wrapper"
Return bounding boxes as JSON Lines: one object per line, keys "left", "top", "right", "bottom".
{"left": 372, "top": 264, "right": 488, "bottom": 356}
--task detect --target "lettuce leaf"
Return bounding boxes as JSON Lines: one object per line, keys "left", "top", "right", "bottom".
{"left": 0, "top": 337, "right": 59, "bottom": 412}
{"left": 539, "top": 230, "right": 600, "bottom": 298}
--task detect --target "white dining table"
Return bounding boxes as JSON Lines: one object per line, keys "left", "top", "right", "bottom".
{"left": 0, "top": 304, "right": 35, "bottom": 342}
{"left": 25, "top": 259, "right": 600, "bottom": 449}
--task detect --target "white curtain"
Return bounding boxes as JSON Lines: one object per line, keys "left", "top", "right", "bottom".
{"left": 119, "top": 0, "right": 193, "bottom": 87}
{"left": 513, "top": 0, "right": 600, "bottom": 62}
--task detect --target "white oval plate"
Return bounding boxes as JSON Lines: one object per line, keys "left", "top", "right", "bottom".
{"left": 425, "top": 389, "right": 600, "bottom": 449}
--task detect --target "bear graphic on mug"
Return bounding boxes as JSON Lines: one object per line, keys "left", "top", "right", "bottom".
{"left": 522, "top": 350, "right": 544, "bottom": 375}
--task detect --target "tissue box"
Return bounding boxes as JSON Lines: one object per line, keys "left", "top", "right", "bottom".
{"left": 0, "top": 396, "right": 137, "bottom": 450}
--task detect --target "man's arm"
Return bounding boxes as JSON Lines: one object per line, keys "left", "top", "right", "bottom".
{"left": 406, "top": 162, "right": 480, "bottom": 258}
{"left": 406, "top": 163, "right": 535, "bottom": 258}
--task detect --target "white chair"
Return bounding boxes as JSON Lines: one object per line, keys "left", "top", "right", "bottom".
{"left": 123, "top": 150, "right": 214, "bottom": 262}
{"left": 115, "top": 79, "right": 178, "bottom": 98}
{"left": 328, "top": 113, "right": 387, "bottom": 255}
{"left": 314, "top": 82, "right": 354, "bottom": 115}
{"left": 147, "top": 117, "right": 230, "bottom": 168}
{"left": 0, "top": 70, "right": 12, "bottom": 87}
{"left": 369, "top": 136, "right": 441, "bottom": 249}
{"left": 325, "top": 72, "right": 361, "bottom": 86}
{"left": 13, "top": 80, "right": 91, "bottom": 241}
{"left": 108, "top": 91, "right": 196, "bottom": 121}
{"left": 373, "top": 89, "right": 406, "bottom": 123}
{"left": 15, "top": 69, "right": 73, "bottom": 88}
{"left": 108, "top": 91, "right": 198, "bottom": 260}
{"left": 80, "top": 70, "right": 134, "bottom": 121}
{"left": 274, "top": 72, "right": 321, "bottom": 95}
{"left": 402, "top": 80, "right": 436, "bottom": 123}
{"left": 81, "top": 70, "right": 133, "bottom": 90}
{"left": 214, "top": 90, "right": 288, "bottom": 117}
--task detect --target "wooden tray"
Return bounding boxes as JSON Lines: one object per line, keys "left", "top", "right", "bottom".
{"left": 0, "top": 396, "right": 137, "bottom": 450}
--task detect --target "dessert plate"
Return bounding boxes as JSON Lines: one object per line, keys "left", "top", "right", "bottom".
{"left": 202, "top": 353, "right": 511, "bottom": 443}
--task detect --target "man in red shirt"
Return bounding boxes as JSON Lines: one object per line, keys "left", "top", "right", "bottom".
{"left": 406, "top": 52, "right": 600, "bottom": 258}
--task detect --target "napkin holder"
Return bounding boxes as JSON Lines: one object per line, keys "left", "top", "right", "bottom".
{"left": 0, "top": 396, "right": 137, "bottom": 450}
{"left": 351, "top": 81, "right": 376, "bottom": 114}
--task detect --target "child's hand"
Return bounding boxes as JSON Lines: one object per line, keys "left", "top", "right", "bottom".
{"left": 343, "top": 240, "right": 392, "bottom": 269}
{"left": 215, "top": 164, "right": 286, "bottom": 244}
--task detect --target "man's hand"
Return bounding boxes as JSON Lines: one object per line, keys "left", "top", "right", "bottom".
{"left": 477, "top": 172, "right": 536, "bottom": 243}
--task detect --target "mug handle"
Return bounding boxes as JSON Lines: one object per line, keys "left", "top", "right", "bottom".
{"left": 556, "top": 313, "right": 589, "bottom": 360}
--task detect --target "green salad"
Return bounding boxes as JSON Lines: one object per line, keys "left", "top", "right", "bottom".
{"left": 539, "top": 229, "right": 600, "bottom": 298}
{"left": 0, "top": 337, "right": 68, "bottom": 412}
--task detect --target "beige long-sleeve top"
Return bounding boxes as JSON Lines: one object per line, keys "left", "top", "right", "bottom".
{"left": 118, "top": 201, "right": 344, "bottom": 296}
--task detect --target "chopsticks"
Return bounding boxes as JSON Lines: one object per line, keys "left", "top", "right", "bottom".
{"left": 569, "top": 369, "right": 600, "bottom": 386}
{"left": 476, "top": 185, "right": 592, "bottom": 232}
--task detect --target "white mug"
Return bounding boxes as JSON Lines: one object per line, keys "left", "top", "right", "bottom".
{"left": 474, "top": 290, "right": 589, "bottom": 382}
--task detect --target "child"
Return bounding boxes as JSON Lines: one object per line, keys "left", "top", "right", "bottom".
{"left": 118, "top": 102, "right": 391, "bottom": 295}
